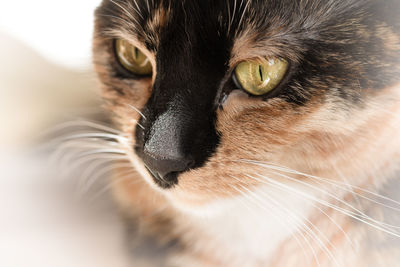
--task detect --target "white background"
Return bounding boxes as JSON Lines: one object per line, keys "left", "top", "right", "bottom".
{"left": 0, "top": 0, "right": 102, "bottom": 69}
{"left": 0, "top": 1, "right": 136, "bottom": 267}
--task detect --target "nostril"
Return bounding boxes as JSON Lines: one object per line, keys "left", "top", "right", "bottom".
{"left": 161, "top": 172, "right": 180, "bottom": 188}
{"left": 144, "top": 165, "right": 177, "bottom": 188}
{"left": 142, "top": 151, "right": 194, "bottom": 188}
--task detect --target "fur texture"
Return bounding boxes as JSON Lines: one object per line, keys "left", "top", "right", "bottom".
{"left": 92, "top": 0, "right": 400, "bottom": 266}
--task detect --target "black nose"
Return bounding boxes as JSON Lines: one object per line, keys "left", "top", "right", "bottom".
{"left": 141, "top": 150, "right": 194, "bottom": 188}
{"left": 134, "top": 90, "right": 219, "bottom": 189}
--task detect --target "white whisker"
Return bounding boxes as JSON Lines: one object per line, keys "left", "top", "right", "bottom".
{"left": 250, "top": 186, "right": 339, "bottom": 266}
{"left": 63, "top": 132, "right": 129, "bottom": 144}
{"left": 131, "top": 119, "right": 145, "bottom": 130}
{"left": 66, "top": 154, "right": 129, "bottom": 175}
{"left": 332, "top": 164, "right": 364, "bottom": 210}
{"left": 77, "top": 159, "right": 112, "bottom": 194}
{"left": 78, "top": 148, "right": 127, "bottom": 157}
{"left": 41, "top": 119, "right": 122, "bottom": 136}
{"left": 248, "top": 173, "right": 356, "bottom": 253}
{"left": 264, "top": 170, "right": 400, "bottom": 232}
{"left": 230, "top": 177, "right": 321, "bottom": 267}
{"left": 52, "top": 147, "right": 127, "bottom": 172}
{"left": 127, "top": 104, "right": 147, "bottom": 121}
{"left": 89, "top": 172, "right": 140, "bottom": 202}
{"left": 239, "top": 160, "right": 400, "bottom": 213}
{"left": 80, "top": 162, "right": 135, "bottom": 194}
{"left": 249, "top": 173, "right": 400, "bottom": 238}
{"left": 48, "top": 138, "right": 122, "bottom": 163}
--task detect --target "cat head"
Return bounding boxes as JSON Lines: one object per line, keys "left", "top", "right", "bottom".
{"left": 93, "top": 0, "right": 400, "bottom": 213}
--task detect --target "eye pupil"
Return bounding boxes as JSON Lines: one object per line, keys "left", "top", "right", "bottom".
{"left": 258, "top": 65, "right": 263, "bottom": 82}
{"left": 134, "top": 47, "right": 139, "bottom": 60}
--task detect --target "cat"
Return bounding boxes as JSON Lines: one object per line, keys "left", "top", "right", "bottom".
{"left": 91, "top": 0, "right": 400, "bottom": 266}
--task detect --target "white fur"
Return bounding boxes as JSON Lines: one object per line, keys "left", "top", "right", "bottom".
{"left": 179, "top": 184, "right": 317, "bottom": 265}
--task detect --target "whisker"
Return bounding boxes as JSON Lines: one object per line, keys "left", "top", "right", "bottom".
{"left": 332, "top": 164, "right": 363, "bottom": 210}
{"left": 144, "top": 164, "right": 171, "bottom": 186}
{"left": 61, "top": 153, "right": 130, "bottom": 180}
{"left": 263, "top": 170, "right": 400, "bottom": 232}
{"left": 131, "top": 119, "right": 145, "bottom": 130}
{"left": 63, "top": 132, "right": 129, "bottom": 143}
{"left": 230, "top": 179, "right": 321, "bottom": 267}
{"left": 40, "top": 119, "right": 123, "bottom": 136}
{"left": 78, "top": 148, "right": 127, "bottom": 157}
{"left": 77, "top": 159, "right": 112, "bottom": 194}
{"left": 239, "top": 160, "right": 400, "bottom": 212}
{"left": 245, "top": 174, "right": 356, "bottom": 253}
{"left": 245, "top": 183, "right": 338, "bottom": 266}
{"left": 38, "top": 131, "right": 128, "bottom": 155}
{"left": 249, "top": 173, "right": 400, "bottom": 238}
{"left": 127, "top": 104, "right": 147, "bottom": 121}
{"left": 46, "top": 132, "right": 129, "bottom": 152}
{"left": 50, "top": 139, "right": 124, "bottom": 161}
{"left": 48, "top": 138, "right": 123, "bottom": 165}
{"left": 79, "top": 162, "right": 135, "bottom": 194}
{"left": 89, "top": 172, "right": 141, "bottom": 202}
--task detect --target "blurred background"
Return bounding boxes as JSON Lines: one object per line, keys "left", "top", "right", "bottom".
{"left": 0, "top": 1, "right": 134, "bottom": 266}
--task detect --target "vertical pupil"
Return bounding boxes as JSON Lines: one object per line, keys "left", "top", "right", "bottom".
{"left": 134, "top": 47, "right": 139, "bottom": 60}
{"left": 258, "top": 65, "right": 263, "bottom": 81}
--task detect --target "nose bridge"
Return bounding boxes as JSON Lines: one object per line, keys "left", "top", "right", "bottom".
{"left": 146, "top": 45, "right": 219, "bottom": 144}
{"left": 144, "top": 99, "right": 187, "bottom": 160}
{"left": 139, "top": 34, "right": 225, "bottom": 159}
{"left": 134, "top": 14, "right": 226, "bottom": 187}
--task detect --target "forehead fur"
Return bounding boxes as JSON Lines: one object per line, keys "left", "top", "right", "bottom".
{"left": 96, "top": 0, "right": 400, "bottom": 101}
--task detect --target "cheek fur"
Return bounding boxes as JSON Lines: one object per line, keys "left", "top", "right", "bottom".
{"left": 169, "top": 95, "right": 324, "bottom": 206}
{"left": 168, "top": 84, "right": 400, "bottom": 209}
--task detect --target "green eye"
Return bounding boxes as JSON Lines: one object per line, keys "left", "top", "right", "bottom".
{"left": 115, "top": 39, "right": 153, "bottom": 76}
{"left": 234, "top": 57, "right": 288, "bottom": 96}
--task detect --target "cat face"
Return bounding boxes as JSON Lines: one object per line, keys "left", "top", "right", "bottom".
{"left": 93, "top": 0, "right": 400, "bottom": 212}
